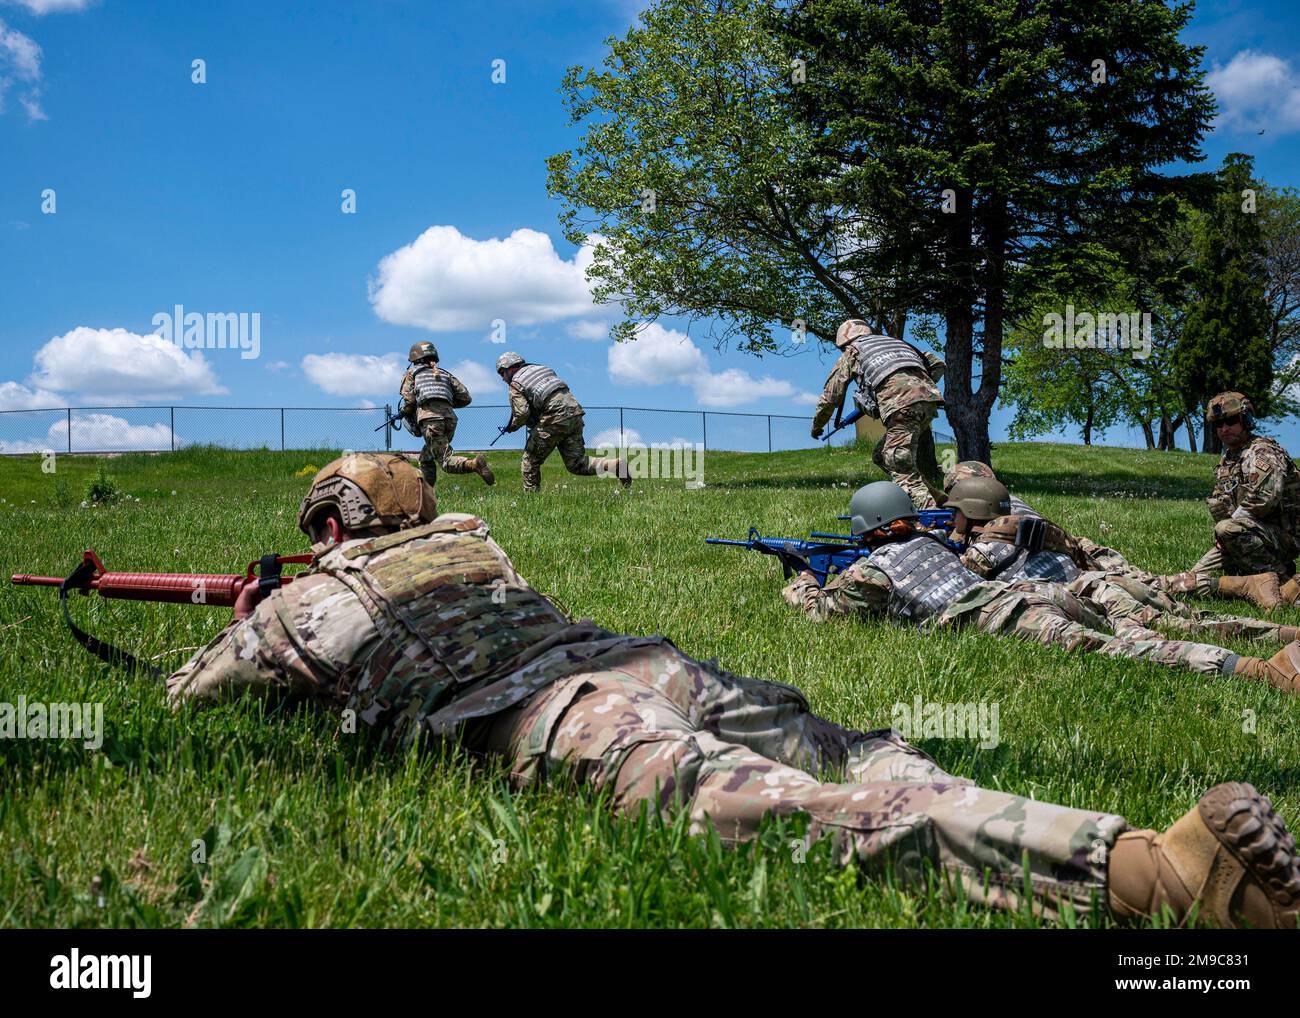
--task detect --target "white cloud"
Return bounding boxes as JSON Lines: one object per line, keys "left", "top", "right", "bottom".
{"left": 0, "top": 380, "right": 61, "bottom": 410}
{"left": 589, "top": 426, "right": 699, "bottom": 449}
{"left": 264, "top": 360, "right": 290, "bottom": 373}
{"left": 301, "top": 352, "right": 405, "bottom": 397}
{"left": 448, "top": 359, "right": 502, "bottom": 396}
{"left": 0, "top": 412, "right": 175, "bottom": 454}
{"left": 3, "top": 1, "right": 96, "bottom": 12}
{"left": 369, "top": 226, "right": 612, "bottom": 333}
{"left": 0, "top": 17, "right": 44, "bottom": 120}
{"left": 566, "top": 320, "right": 612, "bottom": 342}
{"left": 1207, "top": 50, "right": 1300, "bottom": 134}
{"left": 607, "top": 322, "right": 817, "bottom": 409}
{"left": 30, "top": 327, "right": 226, "bottom": 402}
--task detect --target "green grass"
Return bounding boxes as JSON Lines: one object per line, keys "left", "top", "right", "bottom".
{"left": 0, "top": 441, "right": 1296, "bottom": 928}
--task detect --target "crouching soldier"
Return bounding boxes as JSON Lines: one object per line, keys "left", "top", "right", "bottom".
{"left": 167, "top": 453, "right": 1300, "bottom": 928}
{"left": 399, "top": 341, "right": 495, "bottom": 488}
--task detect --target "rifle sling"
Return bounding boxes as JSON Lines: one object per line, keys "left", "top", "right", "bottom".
{"left": 59, "top": 557, "right": 164, "bottom": 680}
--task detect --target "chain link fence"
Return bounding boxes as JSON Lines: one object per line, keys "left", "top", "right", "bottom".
{"left": 0, "top": 404, "right": 926, "bottom": 456}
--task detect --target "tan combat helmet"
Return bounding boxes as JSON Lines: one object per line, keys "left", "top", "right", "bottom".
{"left": 409, "top": 341, "right": 439, "bottom": 363}
{"left": 496, "top": 351, "right": 526, "bottom": 374}
{"left": 297, "top": 452, "right": 437, "bottom": 540}
{"left": 945, "top": 476, "right": 1012, "bottom": 523}
{"left": 834, "top": 319, "right": 873, "bottom": 350}
{"left": 942, "top": 459, "right": 997, "bottom": 494}
{"left": 1206, "top": 391, "right": 1255, "bottom": 431}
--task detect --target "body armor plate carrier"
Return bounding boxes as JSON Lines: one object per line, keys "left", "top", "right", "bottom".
{"left": 867, "top": 533, "right": 983, "bottom": 623}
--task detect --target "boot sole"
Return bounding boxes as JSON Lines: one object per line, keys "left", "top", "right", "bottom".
{"left": 1198, "top": 782, "right": 1300, "bottom": 925}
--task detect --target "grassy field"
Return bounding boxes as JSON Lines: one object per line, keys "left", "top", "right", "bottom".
{"left": 1, "top": 440, "right": 1297, "bottom": 928}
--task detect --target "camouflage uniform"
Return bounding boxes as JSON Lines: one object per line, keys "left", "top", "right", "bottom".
{"left": 504, "top": 368, "right": 619, "bottom": 493}
{"left": 399, "top": 365, "right": 477, "bottom": 488}
{"left": 812, "top": 324, "right": 944, "bottom": 509}
{"left": 782, "top": 534, "right": 1248, "bottom": 677}
{"left": 1167, "top": 434, "right": 1300, "bottom": 596}
{"left": 169, "top": 512, "right": 1126, "bottom": 919}
{"left": 958, "top": 519, "right": 1290, "bottom": 646}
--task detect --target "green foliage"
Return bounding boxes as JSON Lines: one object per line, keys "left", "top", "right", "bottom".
{"left": 82, "top": 463, "right": 123, "bottom": 505}
{"left": 1, "top": 444, "right": 1296, "bottom": 927}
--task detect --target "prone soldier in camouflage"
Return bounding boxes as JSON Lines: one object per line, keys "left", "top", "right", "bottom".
{"left": 495, "top": 351, "right": 630, "bottom": 493}
{"left": 945, "top": 476, "right": 1300, "bottom": 680}
{"left": 782, "top": 481, "right": 1300, "bottom": 694}
{"left": 1157, "top": 393, "right": 1300, "bottom": 609}
{"left": 942, "top": 460, "right": 1284, "bottom": 610}
{"left": 399, "top": 342, "right": 496, "bottom": 489}
{"left": 165, "top": 453, "right": 1300, "bottom": 927}
{"left": 810, "top": 319, "right": 946, "bottom": 509}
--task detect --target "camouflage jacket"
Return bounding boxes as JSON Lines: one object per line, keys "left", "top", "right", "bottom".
{"left": 507, "top": 386, "right": 584, "bottom": 433}
{"left": 399, "top": 366, "right": 472, "bottom": 426}
{"left": 811, "top": 350, "right": 942, "bottom": 432}
{"left": 167, "top": 514, "right": 666, "bottom": 747}
{"left": 1206, "top": 435, "right": 1300, "bottom": 533}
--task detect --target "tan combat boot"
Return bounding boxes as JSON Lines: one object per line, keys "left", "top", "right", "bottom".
{"left": 1233, "top": 640, "right": 1300, "bottom": 694}
{"left": 1108, "top": 783, "right": 1300, "bottom": 928}
{"left": 1217, "top": 572, "right": 1283, "bottom": 611}
{"left": 472, "top": 454, "right": 496, "bottom": 486}
{"left": 1281, "top": 575, "right": 1300, "bottom": 606}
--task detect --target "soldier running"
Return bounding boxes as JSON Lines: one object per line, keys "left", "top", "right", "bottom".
{"left": 495, "top": 351, "right": 629, "bottom": 493}
{"left": 167, "top": 453, "right": 1300, "bottom": 928}
{"left": 399, "top": 341, "right": 495, "bottom": 489}
{"left": 810, "top": 319, "right": 946, "bottom": 508}
{"left": 781, "top": 481, "right": 1300, "bottom": 694}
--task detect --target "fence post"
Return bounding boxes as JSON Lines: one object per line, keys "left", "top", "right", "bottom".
{"left": 702, "top": 411, "right": 707, "bottom": 451}
{"left": 67, "top": 408, "right": 72, "bottom": 453}
{"left": 170, "top": 407, "right": 175, "bottom": 452}
{"left": 384, "top": 404, "right": 392, "bottom": 452}
{"left": 767, "top": 415, "right": 772, "bottom": 453}
{"left": 619, "top": 407, "right": 624, "bottom": 447}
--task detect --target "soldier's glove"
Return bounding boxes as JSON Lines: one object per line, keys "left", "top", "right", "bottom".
{"left": 755, "top": 542, "right": 812, "bottom": 580}
{"left": 811, "top": 425, "right": 824, "bottom": 440}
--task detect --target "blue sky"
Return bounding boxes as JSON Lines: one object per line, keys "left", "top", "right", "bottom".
{"left": 1, "top": 0, "right": 1299, "bottom": 452}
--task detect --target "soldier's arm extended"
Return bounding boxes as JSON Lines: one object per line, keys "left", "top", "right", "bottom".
{"left": 809, "top": 350, "right": 855, "bottom": 434}
{"left": 781, "top": 559, "right": 892, "bottom": 622}
{"left": 506, "top": 386, "right": 531, "bottom": 432}
{"left": 447, "top": 371, "right": 472, "bottom": 409}
{"left": 1231, "top": 443, "right": 1286, "bottom": 519}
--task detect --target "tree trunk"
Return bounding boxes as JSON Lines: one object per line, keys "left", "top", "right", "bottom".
{"left": 917, "top": 427, "right": 943, "bottom": 492}
{"left": 943, "top": 307, "right": 992, "bottom": 464}
{"left": 1140, "top": 418, "right": 1155, "bottom": 449}
{"left": 1083, "top": 401, "right": 1094, "bottom": 446}
{"left": 1186, "top": 417, "right": 1198, "bottom": 452}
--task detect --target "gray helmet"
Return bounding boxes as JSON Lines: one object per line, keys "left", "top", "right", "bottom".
{"left": 945, "top": 477, "right": 1012, "bottom": 523}
{"left": 496, "top": 351, "right": 525, "bottom": 373}
{"left": 409, "top": 341, "right": 439, "bottom": 363}
{"left": 848, "top": 481, "right": 918, "bottom": 535}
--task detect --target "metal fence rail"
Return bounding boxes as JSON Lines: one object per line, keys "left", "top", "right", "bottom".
{"left": 0, "top": 404, "right": 953, "bottom": 456}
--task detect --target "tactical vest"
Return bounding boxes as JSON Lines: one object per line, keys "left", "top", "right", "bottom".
{"left": 849, "top": 335, "right": 927, "bottom": 391}
{"left": 1226, "top": 437, "right": 1300, "bottom": 524}
{"left": 1009, "top": 495, "right": 1040, "bottom": 519}
{"left": 412, "top": 364, "right": 453, "bottom": 405}
{"left": 866, "top": 533, "right": 983, "bottom": 622}
{"left": 970, "top": 515, "right": 1079, "bottom": 582}
{"left": 512, "top": 364, "right": 568, "bottom": 412}
{"left": 315, "top": 516, "right": 569, "bottom": 737}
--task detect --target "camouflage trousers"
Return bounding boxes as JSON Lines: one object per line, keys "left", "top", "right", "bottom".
{"left": 1075, "top": 538, "right": 1163, "bottom": 587}
{"left": 963, "top": 584, "right": 1239, "bottom": 676}
{"left": 522, "top": 413, "right": 618, "bottom": 493}
{"left": 1066, "top": 571, "right": 1287, "bottom": 645}
{"left": 871, "top": 400, "right": 944, "bottom": 510}
{"left": 469, "top": 644, "right": 1126, "bottom": 918}
{"left": 418, "top": 416, "right": 478, "bottom": 488}
{"left": 1185, "top": 517, "right": 1298, "bottom": 589}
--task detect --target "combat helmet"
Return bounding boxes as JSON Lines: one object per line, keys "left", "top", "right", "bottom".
{"left": 942, "top": 460, "right": 997, "bottom": 494}
{"left": 848, "top": 481, "right": 918, "bottom": 536}
{"left": 834, "top": 319, "right": 873, "bottom": 350}
{"left": 409, "top": 341, "right": 439, "bottom": 363}
{"left": 496, "top": 351, "right": 526, "bottom": 374}
{"left": 945, "top": 477, "right": 1012, "bottom": 523}
{"left": 1205, "top": 392, "right": 1255, "bottom": 431}
{"left": 297, "top": 452, "right": 437, "bottom": 540}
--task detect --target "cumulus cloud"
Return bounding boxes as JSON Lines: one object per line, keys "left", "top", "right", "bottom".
{"left": 29, "top": 327, "right": 226, "bottom": 402}
{"left": 0, "top": 17, "right": 45, "bottom": 119}
{"left": 1207, "top": 50, "right": 1300, "bottom": 134}
{"left": 369, "top": 226, "right": 612, "bottom": 333}
{"left": 607, "top": 322, "right": 817, "bottom": 409}
{"left": 589, "top": 426, "right": 698, "bottom": 449}
{"left": 448, "top": 359, "right": 502, "bottom": 395}
{"left": 301, "top": 352, "right": 405, "bottom": 398}
{"left": 0, "top": 380, "right": 61, "bottom": 410}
